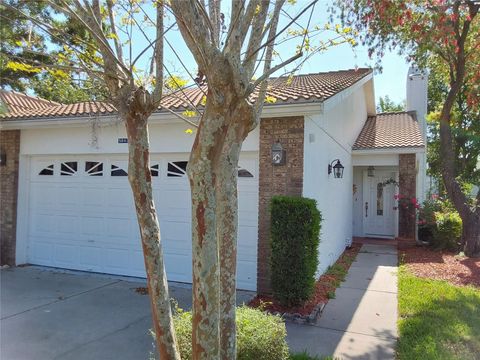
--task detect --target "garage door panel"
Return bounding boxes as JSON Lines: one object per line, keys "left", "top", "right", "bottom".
{"left": 30, "top": 183, "right": 57, "bottom": 209}
{"left": 28, "top": 155, "right": 259, "bottom": 291}
{"left": 237, "top": 260, "right": 256, "bottom": 291}
{"left": 30, "top": 213, "right": 57, "bottom": 234}
{"left": 77, "top": 246, "right": 104, "bottom": 271}
{"left": 81, "top": 216, "right": 105, "bottom": 236}
{"left": 57, "top": 215, "right": 80, "bottom": 234}
{"left": 82, "top": 187, "right": 106, "bottom": 207}
{"left": 57, "top": 186, "right": 82, "bottom": 208}
{"left": 107, "top": 188, "right": 134, "bottom": 209}
{"left": 105, "top": 248, "right": 145, "bottom": 274}
{"left": 54, "top": 244, "right": 81, "bottom": 267}
{"left": 106, "top": 217, "right": 135, "bottom": 241}
{"left": 164, "top": 254, "right": 192, "bottom": 283}
{"left": 30, "top": 241, "right": 54, "bottom": 263}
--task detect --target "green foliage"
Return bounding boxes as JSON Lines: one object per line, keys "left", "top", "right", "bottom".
{"left": 172, "top": 306, "right": 290, "bottom": 360}
{"left": 164, "top": 75, "right": 188, "bottom": 90}
{"left": 418, "top": 198, "right": 462, "bottom": 250}
{"left": 426, "top": 59, "right": 480, "bottom": 188}
{"left": 1, "top": 1, "right": 108, "bottom": 103}
{"left": 29, "top": 74, "right": 108, "bottom": 104}
{"left": 0, "top": 0, "right": 51, "bottom": 91}
{"left": 270, "top": 196, "right": 322, "bottom": 307}
{"left": 398, "top": 267, "right": 480, "bottom": 360}
{"left": 431, "top": 211, "right": 462, "bottom": 251}
{"left": 376, "top": 95, "right": 405, "bottom": 113}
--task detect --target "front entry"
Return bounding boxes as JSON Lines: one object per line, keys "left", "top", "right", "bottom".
{"left": 363, "top": 170, "right": 396, "bottom": 238}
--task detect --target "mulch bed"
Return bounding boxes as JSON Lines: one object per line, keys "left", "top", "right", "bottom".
{"left": 399, "top": 241, "right": 480, "bottom": 288}
{"left": 249, "top": 243, "right": 362, "bottom": 317}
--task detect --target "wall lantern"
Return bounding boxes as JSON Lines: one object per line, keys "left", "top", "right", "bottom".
{"left": 328, "top": 159, "right": 344, "bottom": 178}
{"left": 0, "top": 149, "right": 6, "bottom": 167}
{"left": 271, "top": 141, "right": 286, "bottom": 165}
{"left": 367, "top": 166, "right": 375, "bottom": 177}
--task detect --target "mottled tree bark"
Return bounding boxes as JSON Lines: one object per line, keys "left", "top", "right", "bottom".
{"left": 187, "top": 94, "right": 253, "bottom": 359}
{"left": 121, "top": 88, "right": 181, "bottom": 360}
{"left": 216, "top": 103, "right": 254, "bottom": 360}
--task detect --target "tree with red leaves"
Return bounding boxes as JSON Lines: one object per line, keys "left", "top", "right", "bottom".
{"left": 334, "top": 0, "right": 479, "bottom": 256}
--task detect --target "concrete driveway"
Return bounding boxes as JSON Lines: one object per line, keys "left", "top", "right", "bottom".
{"left": 0, "top": 266, "right": 253, "bottom": 360}
{"left": 2, "top": 243, "right": 397, "bottom": 360}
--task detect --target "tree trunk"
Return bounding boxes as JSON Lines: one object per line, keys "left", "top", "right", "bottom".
{"left": 439, "top": 85, "right": 480, "bottom": 257}
{"left": 122, "top": 89, "right": 181, "bottom": 360}
{"left": 216, "top": 103, "right": 254, "bottom": 360}
{"left": 462, "top": 211, "right": 480, "bottom": 257}
{"left": 187, "top": 97, "right": 253, "bottom": 360}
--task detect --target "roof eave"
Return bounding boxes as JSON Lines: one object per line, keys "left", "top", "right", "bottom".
{"left": 0, "top": 101, "right": 323, "bottom": 130}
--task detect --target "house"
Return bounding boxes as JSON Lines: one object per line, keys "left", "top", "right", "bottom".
{"left": 0, "top": 68, "right": 426, "bottom": 294}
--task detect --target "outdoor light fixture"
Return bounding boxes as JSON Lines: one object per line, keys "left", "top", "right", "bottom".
{"left": 328, "top": 159, "right": 344, "bottom": 178}
{"left": 367, "top": 166, "right": 375, "bottom": 177}
{"left": 271, "top": 141, "right": 286, "bottom": 165}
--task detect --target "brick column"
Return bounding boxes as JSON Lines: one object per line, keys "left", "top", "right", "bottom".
{"left": 398, "top": 154, "right": 416, "bottom": 239}
{"left": 257, "top": 116, "right": 304, "bottom": 294}
{"left": 0, "top": 130, "right": 20, "bottom": 266}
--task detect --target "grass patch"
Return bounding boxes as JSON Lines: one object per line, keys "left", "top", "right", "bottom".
{"left": 290, "top": 351, "right": 334, "bottom": 360}
{"left": 397, "top": 266, "right": 480, "bottom": 360}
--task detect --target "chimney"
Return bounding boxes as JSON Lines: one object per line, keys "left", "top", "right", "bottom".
{"left": 406, "top": 66, "right": 428, "bottom": 142}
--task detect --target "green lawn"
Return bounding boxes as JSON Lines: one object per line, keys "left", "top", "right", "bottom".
{"left": 290, "top": 352, "right": 334, "bottom": 360}
{"left": 397, "top": 267, "right": 480, "bottom": 360}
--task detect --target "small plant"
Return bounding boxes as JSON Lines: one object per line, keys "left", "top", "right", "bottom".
{"left": 270, "top": 196, "right": 322, "bottom": 307}
{"left": 431, "top": 211, "right": 462, "bottom": 250}
{"left": 327, "top": 290, "right": 336, "bottom": 299}
{"left": 169, "top": 306, "right": 290, "bottom": 360}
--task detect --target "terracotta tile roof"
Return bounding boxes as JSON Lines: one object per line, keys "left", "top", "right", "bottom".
{"left": 0, "top": 90, "right": 61, "bottom": 115}
{"left": 1, "top": 68, "right": 372, "bottom": 120}
{"left": 352, "top": 111, "right": 425, "bottom": 150}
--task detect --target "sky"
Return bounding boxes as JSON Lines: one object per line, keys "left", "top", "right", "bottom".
{"left": 154, "top": 0, "right": 411, "bottom": 106}
{"left": 34, "top": 1, "right": 410, "bottom": 106}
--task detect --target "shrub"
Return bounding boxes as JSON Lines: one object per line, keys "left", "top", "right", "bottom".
{"left": 270, "top": 196, "right": 322, "bottom": 307}
{"left": 171, "top": 306, "right": 290, "bottom": 360}
{"left": 417, "top": 197, "right": 461, "bottom": 248}
{"left": 431, "top": 211, "right": 462, "bottom": 251}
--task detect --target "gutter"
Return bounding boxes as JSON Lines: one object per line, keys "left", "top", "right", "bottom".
{"left": 352, "top": 147, "right": 425, "bottom": 155}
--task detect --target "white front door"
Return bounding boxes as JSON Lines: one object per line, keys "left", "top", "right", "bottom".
{"left": 363, "top": 170, "right": 396, "bottom": 238}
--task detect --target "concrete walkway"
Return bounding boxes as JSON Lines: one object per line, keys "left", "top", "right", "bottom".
{"left": 287, "top": 243, "right": 398, "bottom": 359}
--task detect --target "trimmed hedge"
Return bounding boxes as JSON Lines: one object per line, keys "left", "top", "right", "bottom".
{"left": 270, "top": 196, "right": 322, "bottom": 307}
{"left": 172, "top": 306, "right": 290, "bottom": 360}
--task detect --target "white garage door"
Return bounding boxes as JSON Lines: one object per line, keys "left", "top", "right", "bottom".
{"left": 27, "top": 153, "right": 259, "bottom": 290}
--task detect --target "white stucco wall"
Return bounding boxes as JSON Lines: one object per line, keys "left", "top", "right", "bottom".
{"left": 20, "top": 121, "right": 259, "bottom": 155}
{"left": 303, "top": 83, "right": 369, "bottom": 275}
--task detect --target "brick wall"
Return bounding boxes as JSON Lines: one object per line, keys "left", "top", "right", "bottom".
{"left": 398, "top": 153, "right": 416, "bottom": 239}
{"left": 257, "top": 116, "right": 304, "bottom": 294}
{"left": 0, "top": 130, "right": 20, "bottom": 265}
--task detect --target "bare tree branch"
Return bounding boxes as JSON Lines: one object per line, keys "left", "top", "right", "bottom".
{"left": 106, "top": 0, "right": 124, "bottom": 64}
{"left": 249, "top": 51, "right": 301, "bottom": 93}
{"left": 153, "top": 0, "right": 164, "bottom": 103}
{"left": 243, "top": 0, "right": 318, "bottom": 70}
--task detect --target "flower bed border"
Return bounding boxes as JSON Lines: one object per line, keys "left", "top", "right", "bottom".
{"left": 249, "top": 243, "right": 362, "bottom": 324}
